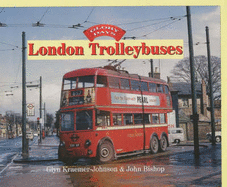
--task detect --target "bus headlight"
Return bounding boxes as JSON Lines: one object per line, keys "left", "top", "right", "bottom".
{"left": 85, "top": 139, "right": 91, "bottom": 146}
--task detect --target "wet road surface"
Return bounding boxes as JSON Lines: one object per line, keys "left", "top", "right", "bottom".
{"left": 0, "top": 136, "right": 221, "bottom": 187}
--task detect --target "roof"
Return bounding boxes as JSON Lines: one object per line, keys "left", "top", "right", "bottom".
{"left": 64, "top": 66, "right": 167, "bottom": 84}
{"left": 170, "top": 82, "right": 202, "bottom": 96}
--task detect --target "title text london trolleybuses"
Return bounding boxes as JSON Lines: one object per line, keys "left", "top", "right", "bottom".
{"left": 58, "top": 66, "right": 172, "bottom": 163}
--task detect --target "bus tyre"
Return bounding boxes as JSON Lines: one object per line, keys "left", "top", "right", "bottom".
{"left": 216, "top": 136, "right": 221, "bottom": 143}
{"left": 150, "top": 136, "right": 159, "bottom": 154}
{"left": 159, "top": 136, "right": 168, "bottom": 152}
{"left": 98, "top": 141, "right": 114, "bottom": 163}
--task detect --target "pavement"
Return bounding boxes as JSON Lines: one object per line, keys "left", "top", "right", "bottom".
{"left": 13, "top": 135, "right": 60, "bottom": 163}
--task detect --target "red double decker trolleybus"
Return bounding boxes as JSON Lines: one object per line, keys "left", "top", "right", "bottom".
{"left": 58, "top": 66, "right": 172, "bottom": 163}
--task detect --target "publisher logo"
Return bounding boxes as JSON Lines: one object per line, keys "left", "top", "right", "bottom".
{"left": 83, "top": 24, "right": 126, "bottom": 42}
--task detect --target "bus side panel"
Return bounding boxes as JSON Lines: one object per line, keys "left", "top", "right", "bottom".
{"left": 96, "top": 88, "right": 110, "bottom": 106}
{"left": 95, "top": 128, "right": 143, "bottom": 155}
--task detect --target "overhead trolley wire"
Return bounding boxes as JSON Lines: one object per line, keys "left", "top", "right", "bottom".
{"left": 0, "top": 41, "right": 19, "bottom": 48}
{"left": 127, "top": 19, "right": 174, "bottom": 32}
{"left": 117, "top": 16, "right": 185, "bottom": 26}
{"left": 139, "top": 17, "right": 186, "bottom": 38}
{"left": 123, "top": 16, "right": 186, "bottom": 39}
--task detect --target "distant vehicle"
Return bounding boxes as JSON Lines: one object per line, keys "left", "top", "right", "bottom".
{"left": 33, "top": 133, "right": 38, "bottom": 136}
{"left": 26, "top": 131, "right": 34, "bottom": 140}
{"left": 19, "top": 133, "right": 22, "bottom": 137}
{"left": 206, "top": 131, "right": 221, "bottom": 143}
{"left": 168, "top": 128, "right": 185, "bottom": 144}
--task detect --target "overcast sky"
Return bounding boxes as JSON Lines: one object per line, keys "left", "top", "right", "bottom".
{"left": 0, "top": 6, "right": 220, "bottom": 118}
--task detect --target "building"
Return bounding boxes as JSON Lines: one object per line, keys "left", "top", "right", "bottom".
{"left": 168, "top": 78, "right": 221, "bottom": 141}
{"left": 0, "top": 114, "right": 8, "bottom": 138}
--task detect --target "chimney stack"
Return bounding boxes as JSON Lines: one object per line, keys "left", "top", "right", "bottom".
{"left": 154, "top": 67, "right": 160, "bottom": 79}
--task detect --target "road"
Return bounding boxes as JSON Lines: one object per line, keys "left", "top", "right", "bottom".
{"left": 0, "top": 136, "right": 38, "bottom": 175}
{"left": 0, "top": 136, "right": 222, "bottom": 186}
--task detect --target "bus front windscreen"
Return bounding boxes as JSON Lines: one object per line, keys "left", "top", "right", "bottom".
{"left": 61, "top": 112, "right": 74, "bottom": 131}
{"left": 76, "top": 110, "right": 93, "bottom": 130}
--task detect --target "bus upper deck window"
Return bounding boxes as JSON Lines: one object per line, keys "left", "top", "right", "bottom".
{"left": 78, "top": 76, "right": 94, "bottom": 88}
{"left": 63, "top": 79, "right": 71, "bottom": 90}
{"left": 149, "top": 83, "right": 156, "bottom": 92}
{"left": 157, "top": 84, "right": 163, "bottom": 93}
{"left": 131, "top": 80, "right": 140, "bottom": 91}
{"left": 96, "top": 76, "right": 108, "bottom": 87}
{"left": 71, "top": 80, "right": 77, "bottom": 89}
{"left": 164, "top": 85, "right": 169, "bottom": 94}
{"left": 141, "top": 82, "right": 148, "bottom": 91}
{"left": 109, "top": 77, "right": 120, "bottom": 89}
{"left": 120, "top": 79, "right": 130, "bottom": 90}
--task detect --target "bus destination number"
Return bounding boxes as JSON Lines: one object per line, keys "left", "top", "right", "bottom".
{"left": 71, "top": 90, "right": 83, "bottom": 96}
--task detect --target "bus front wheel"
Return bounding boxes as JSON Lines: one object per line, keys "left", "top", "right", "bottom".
{"left": 150, "top": 136, "right": 159, "bottom": 154}
{"left": 97, "top": 141, "right": 114, "bottom": 163}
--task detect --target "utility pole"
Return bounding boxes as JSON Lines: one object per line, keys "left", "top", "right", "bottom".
{"left": 39, "top": 76, "right": 42, "bottom": 143}
{"left": 26, "top": 77, "right": 43, "bottom": 142}
{"left": 44, "top": 102, "right": 46, "bottom": 137}
{"left": 186, "top": 6, "right": 199, "bottom": 159}
{"left": 205, "top": 26, "right": 216, "bottom": 145}
{"left": 22, "top": 31, "right": 28, "bottom": 157}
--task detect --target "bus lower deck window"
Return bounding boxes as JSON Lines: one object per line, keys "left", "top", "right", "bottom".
{"left": 96, "top": 111, "right": 110, "bottom": 126}
{"left": 160, "top": 113, "right": 166, "bottom": 123}
{"left": 123, "top": 114, "right": 133, "bottom": 125}
{"left": 152, "top": 114, "right": 159, "bottom": 124}
{"left": 113, "top": 114, "right": 122, "bottom": 126}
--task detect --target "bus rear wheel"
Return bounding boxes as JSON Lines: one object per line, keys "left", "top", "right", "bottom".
{"left": 150, "top": 136, "right": 159, "bottom": 154}
{"left": 97, "top": 141, "right": 114, "bottom": 163}
{"left": 159, "top": 136, "right": 168, "bottom": 152}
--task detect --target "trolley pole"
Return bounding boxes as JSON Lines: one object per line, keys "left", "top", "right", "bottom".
{"left": 39, "top": 76, "right": 42, "bottom": 143}
{"left": 22, "top": 32, "right": 28, "bottom": 157}
{"left": 205, "top": 26, "right": 216, "bottom": 145}
{"left": 186, "top": 6, "right": 199, "bottom": 159}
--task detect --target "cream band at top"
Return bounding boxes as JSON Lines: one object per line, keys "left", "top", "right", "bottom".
{"left": 27, "top": 39, "right": 183, "bottom": 60}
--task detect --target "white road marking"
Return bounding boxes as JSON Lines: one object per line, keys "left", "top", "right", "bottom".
{"left": 0, "top": 152, "right": 19, "bottom": 175}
